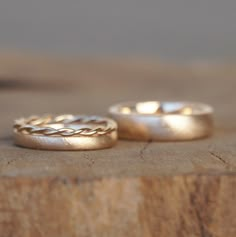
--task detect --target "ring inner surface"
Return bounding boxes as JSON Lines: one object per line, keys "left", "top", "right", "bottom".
{"left": 119, "top": 102, "right": 208, "bottom": 115}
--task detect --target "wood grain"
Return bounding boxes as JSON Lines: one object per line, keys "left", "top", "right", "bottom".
{"left": 0, "top": 54, "right": 235, "bottom": 236}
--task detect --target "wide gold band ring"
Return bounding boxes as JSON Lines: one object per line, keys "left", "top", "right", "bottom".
{"left": 14, "top": 115, "right": 118, "bottom": 150}
{"left": 109, "top": 101, "right": 213, "bottom": 141}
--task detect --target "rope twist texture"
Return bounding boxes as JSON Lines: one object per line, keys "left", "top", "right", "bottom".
{"left": 14, "top": 115, "right": 116, "bottom": 137}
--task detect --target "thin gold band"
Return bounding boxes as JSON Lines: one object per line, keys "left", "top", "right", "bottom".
{"left": 109, "top": 101, "right": 214, "bottom": 141}
{"left": 14, "top": 115, "right": 118, "bottom": 150}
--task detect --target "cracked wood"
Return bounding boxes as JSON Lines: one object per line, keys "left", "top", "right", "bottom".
{"left": 0, "top": 55, "right": 235, "bottom": 236}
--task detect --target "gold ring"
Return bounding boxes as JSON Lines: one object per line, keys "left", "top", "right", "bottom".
{"left": 109, "top": 101, "right": 214, "bottom": 141}
{"left": 14, "top": 115, "right": 118, "bottom": 150}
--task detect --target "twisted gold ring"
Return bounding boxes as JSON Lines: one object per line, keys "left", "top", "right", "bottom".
{"left": 14, "top": 115, "right": 118, "bottom": 150}
{"left": 109, "top": 101, "right": 214, "bottom": 141}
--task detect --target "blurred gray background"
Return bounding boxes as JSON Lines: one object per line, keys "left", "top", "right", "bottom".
{"left": 0, "top": 0, "right": 235, "bottom": 61}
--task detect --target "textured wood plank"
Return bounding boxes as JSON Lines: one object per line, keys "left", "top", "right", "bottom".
{"left": 0, "top": 175, "right": 235, "bottom": 237}
{"left": 0, "top": 54, "right": 235, "bottom": 236}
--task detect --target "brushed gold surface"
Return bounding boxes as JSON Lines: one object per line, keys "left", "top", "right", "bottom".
{"left": 14, "top": 115, "right": 118, "bottom": 150}
{"left": 109, "top": 101, "right": 213, "bottom": 141}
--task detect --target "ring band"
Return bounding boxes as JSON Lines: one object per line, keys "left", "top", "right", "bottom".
{"left": 14, "top": 115, "right": 118, "bottom": 150}
{"left": 109, "top": 101, "right": 213, "bottom": 141}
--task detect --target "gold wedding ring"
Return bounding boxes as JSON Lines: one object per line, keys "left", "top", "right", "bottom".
{"left": 14, "top": 115, "right": 118, "bottom": 150}
{"left": 109, "top": 101, "right": 213, "bottom": 141}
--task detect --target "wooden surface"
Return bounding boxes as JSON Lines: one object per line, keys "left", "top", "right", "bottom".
{"left": 0, "top": 54, "right": 236, "bottom": 236}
